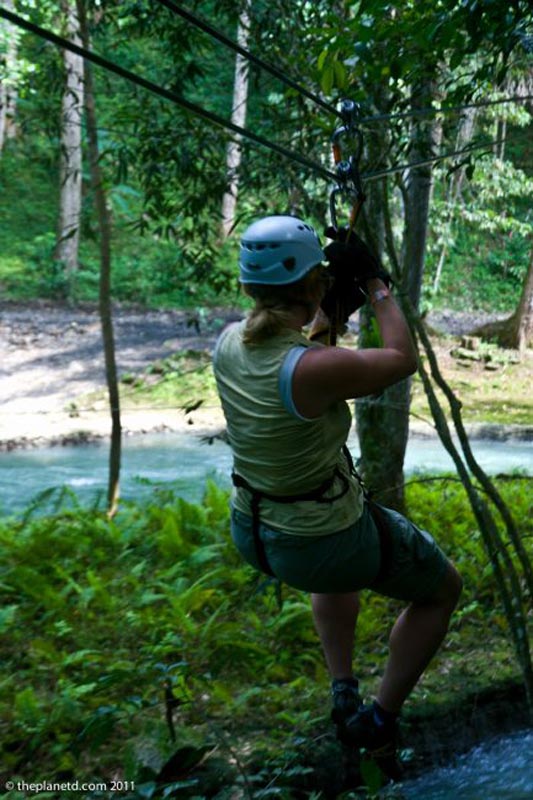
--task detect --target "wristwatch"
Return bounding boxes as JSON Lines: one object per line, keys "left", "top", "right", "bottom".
{"left": 370, "top": 287, "right": 391, "bottom": 306}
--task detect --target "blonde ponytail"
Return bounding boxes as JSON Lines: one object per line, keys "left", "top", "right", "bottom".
{"left": 242, "top": 266, "right": 325, "bottom": 345}
{"left": 243, "top": 303, "right": 294, "bottom": 344}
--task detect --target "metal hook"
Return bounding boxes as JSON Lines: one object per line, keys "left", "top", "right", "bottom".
{"left": 339, "top": 99, "right": 360, "bottom": 130}
{"left": 329, "top": 99, "right": 366, "bottom": 230}
{"left": 329, "top": 187, "right": 342, "bottom": 230}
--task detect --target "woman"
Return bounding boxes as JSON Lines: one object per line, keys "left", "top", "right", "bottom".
{"left": 213, "top": 215, "right": 462, "bottom": 778}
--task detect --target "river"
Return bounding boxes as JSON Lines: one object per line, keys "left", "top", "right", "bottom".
{"left": 401, "top": 728, "right": 533, "bottom": 799}
{"left": 0, "top": 430, "right": 531, "bottom": 515}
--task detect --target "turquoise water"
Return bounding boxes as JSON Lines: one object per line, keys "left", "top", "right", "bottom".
{"left": 402, "top": 729, "right": 533, "bottom": 799}
{"left": 0, "top": 431, "right": 532, "bottom": 515}
{"left": 0, "top": 432, "right": 233, "bottom": 514}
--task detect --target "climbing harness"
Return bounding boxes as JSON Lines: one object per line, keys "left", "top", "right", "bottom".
{"left": 232, "top": 443, "right": 392, "bottom": 583}
{"left": 232, "top": 449, "right": 353, "bottom": 577}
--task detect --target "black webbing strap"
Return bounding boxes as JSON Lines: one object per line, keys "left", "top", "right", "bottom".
{"left": 341, "top": 445, "right": 394, "bottom": 585}
{"left": 366, "top": 500, "right": 394, "bottom": 584}
{"left": 232, "top": 447, "right": 394, "bottom": 584}
{"left": 232, "top": 466, "right": 351, "bottom": 577}
{"left": 247, "top": 490, "right": 274, "bottom": 576}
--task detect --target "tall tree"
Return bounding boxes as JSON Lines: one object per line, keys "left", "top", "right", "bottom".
{"left": 54, "top": 0, "right": 84, "bottom": 278}
{"left": 221, "top": 0, "right": 251, "bottom": 238}
{"left": 0, "top": 0, "right": 18, "bottom": 151}
{"left": 432, "top": 105, "right": 477, "bottom": 294}
{"left": 351, "top": 53, "right": 443, "bottom": 508}
{"left": 77, "top": 0, "right": 121, "bottom": 515}
{"left": 306, "top": 0, "right": 532, "bottom": 503}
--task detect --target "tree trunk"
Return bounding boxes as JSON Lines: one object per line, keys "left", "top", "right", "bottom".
{"left": 495, "top": 117, "right": 507, "bottom": 161}
{"left": 355, "top": 77, "right": 441, "bottom": 511}
{"left": 471, "top": 246, "right": 533, "bottom": 350}
{"left": 221, "top": 0, "right": 251, "bottom": 238}
{"left": 432, "top": 106, "right": 477, "bottom": 294}
{"left": 77, "top": 0, "right": 121, "bottom": 516}
{"left": 356, "top": 125, "right": 410, "bottom": 510}
{"left": 355, "top": 379, "right": 410, "bottom": 509}
{"left": 0, "top": 0, "right": 18, "bottom": 151}
{"left": 55, "top": 0, "right": 84, "bottom": 278}
{"left": 402, "top": 79, "right": 441, "bottom": 308}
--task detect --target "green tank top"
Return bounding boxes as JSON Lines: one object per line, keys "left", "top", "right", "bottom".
{"left": 213, "top": 320, "right": 363, "bottom": 536}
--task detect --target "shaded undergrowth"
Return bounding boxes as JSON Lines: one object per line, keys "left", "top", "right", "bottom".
{"left": 0, "top": 477, "right": 531, "bottom": 799}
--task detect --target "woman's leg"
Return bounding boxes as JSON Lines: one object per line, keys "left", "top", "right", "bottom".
{"left": 376, "top": 563, "right": 463, "bottom": 712}
{"left": 311, "top": 592, "right": 360, "bottom": 680}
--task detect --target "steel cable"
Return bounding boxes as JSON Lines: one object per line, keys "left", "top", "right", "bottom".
{"left": 360, "top": 93, "right": 533, "bottom": 125}
{"left": 153, "top": 0, "right": 341, "bottom": 119}
{"left": 1, "top": 9, "right": 529, "bottom": 192}
{"left": 0, "top": 8, "right": 337, "bottom": 183}
{"left": 362, "top": 135, "right": 521, "bottom": 182}
{"left": 154, "top": 1, "right": 533, "bottom": 126}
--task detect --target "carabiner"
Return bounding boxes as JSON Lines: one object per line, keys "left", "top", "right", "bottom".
{"left": 329, "top": 99, "right": 366, "bottom": 231}
{"left": 331, "top": 101, "right": 362, "bottom": 159}
{"left": 329, "top": 184, "right": 364, "bottom": 231}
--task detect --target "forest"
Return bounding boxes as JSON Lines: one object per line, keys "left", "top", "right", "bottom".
{"left": 0, "top": 0, "right": 533, "bottom": 798}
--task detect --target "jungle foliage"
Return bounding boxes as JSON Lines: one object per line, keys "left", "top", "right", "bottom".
{"left": 0, "top": 0, "right": 532, "bottom": 310}
{"left": 0, "top": 477, "right": 531, "bottom": 798}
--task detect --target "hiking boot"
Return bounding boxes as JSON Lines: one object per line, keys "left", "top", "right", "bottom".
{"left": 331, "top": 677, "right": 362, "bottom": 727}
{"left": 340, "top": 704, "right": 403, "bottom": 782}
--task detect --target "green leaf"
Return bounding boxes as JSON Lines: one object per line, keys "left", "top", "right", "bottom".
{"left": 14, "top": 687, "right": 42, "bottom": 726}
{"left": 0, "top": 604, "right": 18, "bottom": 632}
{"left": 158, "top": 745, "right": 210, "bottom": 780}
{"left": 321, "top": 64, "right": 334, "bottom": 95}
{"left": 78, "top": 706, "right": 118, "bottom": 750}
{"left": 333, "top": 59, "right": 347, "bottom": 90}
{"left": 317, "top": 49, "right": 328, "bottom": 71}
{"left": 449, "top": 49, "right": 464, "bottom": 71}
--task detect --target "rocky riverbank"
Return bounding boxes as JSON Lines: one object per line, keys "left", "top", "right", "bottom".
{"left": 0, "top": 302, "right": 233, "bottom": 448}
{"left": 1, "top": 301, "right": 530, "bottom": 450}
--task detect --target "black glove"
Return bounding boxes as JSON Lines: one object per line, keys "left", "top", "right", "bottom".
{"left": 323, "top": 226, "right": 392, "bottom": 286}
{"left": 320, "top": 270, "right": 367, "bottom": 321}
{"left": 320, "top": 227, "right": 392, "bottom": 322}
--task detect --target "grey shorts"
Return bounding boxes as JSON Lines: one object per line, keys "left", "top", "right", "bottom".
{"left": 230, "top": 502, "right": 449, "bottom": 602}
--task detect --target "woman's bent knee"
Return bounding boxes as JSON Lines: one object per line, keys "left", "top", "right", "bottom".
{"left": 427, "top": 563, "right": 462, "bottom": 610}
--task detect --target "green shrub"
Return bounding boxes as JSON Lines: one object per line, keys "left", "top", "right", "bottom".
{"left": 0, "top": 477, "right": 531, "bottom": 797}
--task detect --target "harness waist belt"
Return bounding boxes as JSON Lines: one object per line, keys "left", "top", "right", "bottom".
{"left": 232, "top": 466, "right": 351, "bottom": 576}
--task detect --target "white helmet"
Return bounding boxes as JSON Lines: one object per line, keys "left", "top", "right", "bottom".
{"left": 239, "top": 215, "right": 325, "bottom": 285}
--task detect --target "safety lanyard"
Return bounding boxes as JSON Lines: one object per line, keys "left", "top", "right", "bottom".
{"left": 327, "top": 99, "right": 367, "bottom": 346}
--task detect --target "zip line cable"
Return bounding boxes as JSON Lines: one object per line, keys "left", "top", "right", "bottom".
{"left": 363, "top": 135, "right": 523, "bottom": 181}
{"left": 154, "top": 1, "right": 533, "bottom": 127}
{"left": 153, "top": 0, "right": 340, "bottom": 119}
{"left": 360, "top": 93, "right": 533, "bottom": 125}
{"left": 1, "top": 10, "right": 527, "bottom": 193}
{"left": 0, "top": 8, "right": 338, "bottom": 184}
